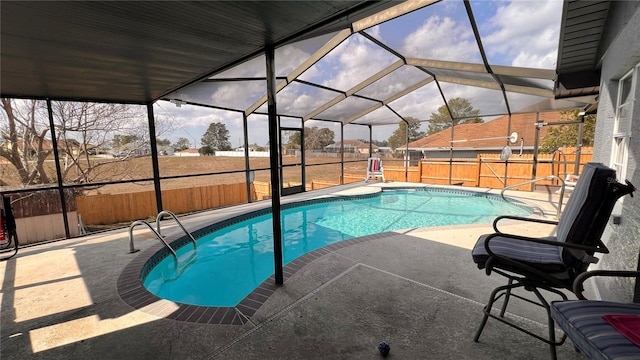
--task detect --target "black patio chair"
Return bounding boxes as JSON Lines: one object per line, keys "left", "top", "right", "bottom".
{"left": 471, "top": 162, "right": 635, "bottom": 360}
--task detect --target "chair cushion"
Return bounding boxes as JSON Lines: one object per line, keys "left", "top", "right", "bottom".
{"left": 551, "top": 300, "right": 640, "bottom": 360}
{"left": 556, "top": 163, "right": 616, "bottom": 264}
{"left": 472, "top": 234, "right": 567, "bottom": 271}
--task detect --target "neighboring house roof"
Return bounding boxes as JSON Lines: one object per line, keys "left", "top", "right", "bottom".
{"left": 326, "top": 140, "right": 378, "bottom": 149}
{"left": 178, "top": 148, "right": 200, "bottom": 154}
{"left": 407, "top": 112, "right": 563, "bottom": 149}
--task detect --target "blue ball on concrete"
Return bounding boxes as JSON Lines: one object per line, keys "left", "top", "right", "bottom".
{"left": 378, "top": 341, "right": 390, "bottom": 356}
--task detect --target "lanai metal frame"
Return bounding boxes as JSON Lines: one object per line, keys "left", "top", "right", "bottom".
{"left": 1, "top": 0, "right": 607, "bottom": 284}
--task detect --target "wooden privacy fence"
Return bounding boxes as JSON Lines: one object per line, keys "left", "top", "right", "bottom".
{"left": 252, "top": 176, "right": 363, "bottom": 199}
{"left": 75, "top": 147, "right": 592, "bottom": 226}
{"left": 418, "top": 147, "right": 593, "bottom": 190}
{"left": 3, "top": 189, "right": 79, "bottom": 244}
{"left": 76, "top": 182, "right": 251, "bottom": 225}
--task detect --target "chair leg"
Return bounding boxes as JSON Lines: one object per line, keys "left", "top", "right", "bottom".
{"left": 474, "top": 281, "right": 524, "bottom": 342}
{"left": 499, "top": 278, "right": 514, "bottom": 317}
{"left": 473, "top": 303, "right": 492, "bottom": 342}
{"left": 537, "top": 287, "right": 569, "bottom": 360}
{"left": 531, "top": 287, "right": 558, "bottom": 360}
{"left": 474, "top": 280, "right": 568, "bottom": 358}
{"left": 473, "top": 302, "right": 492, "bottom": 342}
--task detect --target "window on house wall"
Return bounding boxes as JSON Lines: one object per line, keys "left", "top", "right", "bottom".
{"left": 611, "top": 64, "right": 638, "bottom": 181}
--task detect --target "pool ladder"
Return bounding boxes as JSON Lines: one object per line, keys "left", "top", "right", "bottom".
{"left": 128, "top": 210, "right": 197, "bottom": 263}
{"left": 500, "top": 149, "right": 571, "bottom": 219}
{"left": 501, "top": 175, "right": 565, "bottom": 219}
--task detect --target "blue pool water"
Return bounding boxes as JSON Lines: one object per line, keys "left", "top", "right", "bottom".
{"left": 143, "top": 189, "right": 531, "bottom": 306}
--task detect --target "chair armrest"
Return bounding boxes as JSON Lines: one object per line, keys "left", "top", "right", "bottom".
{"left": 484, "top": 232, "right": 608, "bottom": 256}
{"left": 482, "top": 233, "right": 609, "bottom": 288}
{"left": 492, "top": 215, "right": 558, "bottom": 233}
{"left": 573, "top": 270, "right": 640, "bottom": 300}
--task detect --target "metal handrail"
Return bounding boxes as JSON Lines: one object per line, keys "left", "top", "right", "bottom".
{"left": 501, "top": 175, "right": 566, "bottom": 219}
{"left": 551, "top": 148, "right": 568, "bottom": 179}
{"left": 128, "top": 220, "right": 178, "bottom": 262}
{"left": 156, "top": 210, "right": 197, "bottom": 250}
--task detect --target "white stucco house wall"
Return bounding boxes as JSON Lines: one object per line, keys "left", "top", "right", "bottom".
{"left": 583, "top": 1, "right": 640, "bottom": 302}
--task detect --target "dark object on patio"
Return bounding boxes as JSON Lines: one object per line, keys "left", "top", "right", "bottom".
{"left": 0, "top": 195, "right": 19, "bottom": 261}
{"left": 551, "top": 270, "right": 640, "bottom": 360}
{"left": 471, "top": 162, "right": 635, "bottom": 360}
{"left": 377, "top": 341, "right": 390, "bottom": 356}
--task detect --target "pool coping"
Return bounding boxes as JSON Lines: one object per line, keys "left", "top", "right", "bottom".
{"left": 116, "top": 231, "right": 394, "bottom": 325}
{"left": 116, "top": 185, "right": 533, "bottom": 325}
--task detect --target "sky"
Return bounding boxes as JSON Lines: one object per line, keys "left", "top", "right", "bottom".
{"left": 154, "top": 0, "right": 564, "bottom": 148}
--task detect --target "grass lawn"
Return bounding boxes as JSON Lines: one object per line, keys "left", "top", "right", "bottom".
{"left": 0, "top": 155, "right": 375, "bottom": 194}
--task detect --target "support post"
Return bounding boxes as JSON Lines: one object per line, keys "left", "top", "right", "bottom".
{"left": 368, "top": 125, "right": 373, "bottom": 157}
{"left": 531, "top": 112, "right": 541, "bottom": 192}
{"left": 575, "top": 116, "right": 584, "bottom": 175}
{"left": 504, "top": 114, "right": 512, "bottom": 187}
{"left": 46, "top": 99, "right": 71, "bottom": 239}
{"left": 301, "top": 121, "right": 306, "bottom": 190}
{"left": 449, "top": 118, "right": 454, "bottom": 185}
{"left": 266, "top": 45, "right": 284, "bottom": 285}
{"left": 243, "top": 113, "right": 253, "bottom": 202}
{"left": 340, "top": 123, "right": 344, "bottom": 184}
{"left": 405, "top": 120, "right": 409, "bottom": 182}
{"left": 147, "top": 103, "right": 163, "bottom": 213}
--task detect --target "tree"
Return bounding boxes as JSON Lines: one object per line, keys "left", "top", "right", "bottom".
{"left": 112, "top": 134, "right": 139, "bottom": 148}
{"left": 388, "top": 117, "right": 425, "bottom": 150}
{"left": 156, "top": 138, "right": 171, "bottom": 147}
{"left": 200, "top": 122, "right": 232, "bottom": 155}
{"left": 288, "top": 127, "right": 335, "bottom": 150}
{"left": 0, "top": 99, "right": 52, "bottom": 185}
{"left": 539, "top": 110, "right": 595, "bottom": 154}
{"left": 1, "top": 99, "right": 172, "bottom": 187}
{"left": 359, "top": 139, "right": 388, "bottom": 147}
{"left": 50, "top": 101, "right": 152, "bottom": 183}
{"left": 427, "top": 97, "right": 482, "bottom": 135}
{"left": 173, "top": 137, "right": 191, "bottom": 151}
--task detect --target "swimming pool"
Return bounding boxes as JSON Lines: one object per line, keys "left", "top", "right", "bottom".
{"left": 142, "top": 187, "right": 531, "bottom": 307}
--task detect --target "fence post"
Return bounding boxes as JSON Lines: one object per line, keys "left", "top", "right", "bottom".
{"left": 476, "top": 155, "right": 482, "bottom": 187}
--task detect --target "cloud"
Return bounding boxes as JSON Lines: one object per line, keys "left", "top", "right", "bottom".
{"left": 402, "top": 16, "right": 480, "bottom": 62}
{"left": 158, "top": 0, "right": 566, "bottom": 145}
{"left": 439, "top": 83, "right": 508, "bottom": 116}
{"left": 356, "top": 66, "right": 428, "bottom": 100}
{"left": 388, "top": 82, "right": 445, "bottom": 120}
{"left": 156, "top": 103, "right": 252, "bottom": 147}
{"left": 276, "top": 45, "right": 320, "bottom": 78}
{"left": 256, "top": 83, "right": 338, "bottom": 117}
{"left": 483, "top": 0, "right": 563, "bottom": 68}
{"left": 317, "top": 35, "right": 398, "bottom": 91}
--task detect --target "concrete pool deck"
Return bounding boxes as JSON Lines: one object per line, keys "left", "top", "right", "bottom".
{"left": 1, "top": 182, "right": 586, "bottom": 359}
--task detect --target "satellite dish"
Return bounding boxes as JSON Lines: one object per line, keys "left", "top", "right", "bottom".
{"left": 500, "top": 145, "right": 512, "bottom": 161}
{"left": 509, "top": 131, "right": 519, "bottom": 144}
